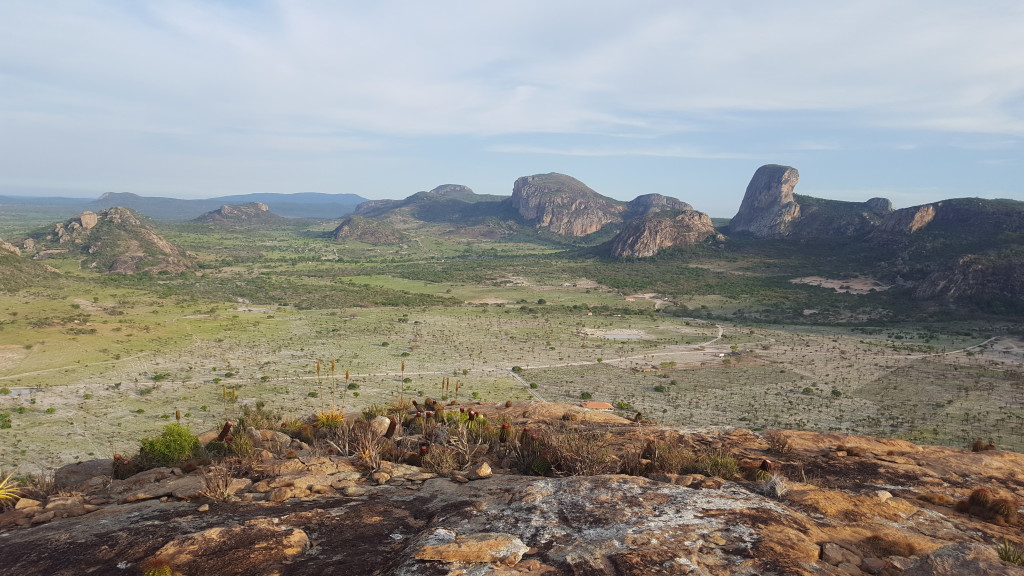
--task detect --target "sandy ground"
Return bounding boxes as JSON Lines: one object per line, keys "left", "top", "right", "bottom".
{"left": 579, "top": 328, "right": 649, "bottom": 340}
{"left": 789, "top": 276, "right": 890, "bottom": 294}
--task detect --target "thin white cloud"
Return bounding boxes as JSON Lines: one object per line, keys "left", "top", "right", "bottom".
{"left": 489, "top": 144, "right": 755, "bottom": 160}
{"left": 1, "top": 1, "right": 1023, "bottom": 200}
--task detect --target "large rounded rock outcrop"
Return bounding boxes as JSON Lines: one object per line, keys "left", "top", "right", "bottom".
{"left": 510, "top": 173, "right": 625, "bottom": 237}
{"left": 609, "top": 210, "right": 723, "bottom": 258}
{"left": 729, "top": 164, "right": 801, "bottom": 238}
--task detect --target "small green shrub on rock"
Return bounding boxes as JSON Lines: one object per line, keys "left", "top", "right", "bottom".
{"left": 140, "top": 423, "right": 201, "bottom": 467}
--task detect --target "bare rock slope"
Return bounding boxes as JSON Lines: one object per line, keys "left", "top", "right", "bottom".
{"left": 728, "top": 164, "right": 802, "bottom": 238}
{"left": 511, "top": 173, "right": 626, "bottom": 237}
{"left": 609, "top": 210, "right": 724, "bottom": 258}
{"left": 2, "top": 401, "right": 1022, "bottom": 575}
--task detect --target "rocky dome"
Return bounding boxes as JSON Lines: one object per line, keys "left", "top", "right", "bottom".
{"left": 609, "top": 210, "right": 723, "bottom": 258}
{"left": 728, "top": 164, "right": 802, "bottom": 238}
{"left": 510, "top": 173, "right": 625, "bottom": 237}
{"left": 626, "top": 193, "right": 694, "bottom": 217}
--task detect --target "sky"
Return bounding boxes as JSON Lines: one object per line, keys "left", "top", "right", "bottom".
{"left": 1, "top": 1, "right": 1023, "bottom": 217}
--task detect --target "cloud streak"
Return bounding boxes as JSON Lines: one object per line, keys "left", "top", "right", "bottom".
{"left": 1, "top": 1, "right": 1023, "bottom": 209}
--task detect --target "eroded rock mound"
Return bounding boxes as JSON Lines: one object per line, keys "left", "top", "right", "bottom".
{"left": 626, "top": 193, "right": 693, "bottom": 217}
{"left": 729, "top": 164, "right": 802, "bottom": 238}
{"left": 194, "top": 202, "right": 277, "bottom": 224}
{"left": 609, "top": 210, "right": 724, "bottom": 258}
{"left": 21, "top": 207, "right": 195, "bottom": 274}
{"left": 511, "top": 173, "right": 625, "bottom": 237}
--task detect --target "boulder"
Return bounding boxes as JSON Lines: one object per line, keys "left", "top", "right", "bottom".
{"left": 54, "top": 459, "right": 113, "bottom": 489}
{"left": 415, "top": 529, "right": 529, "bottom": 566}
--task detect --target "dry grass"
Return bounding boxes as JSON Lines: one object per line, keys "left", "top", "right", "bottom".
{"left": 861, "top": 534, "right": 920, "bottom": 558}
{"left": 917, "top": 492, "right": 955, "bottom": 506}
{"left": 200, "top": 462, "right": 238, "bottom": 501}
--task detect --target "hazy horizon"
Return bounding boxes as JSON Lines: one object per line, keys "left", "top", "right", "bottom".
{"left": 2, "top": 2, "right": 1023, "bottom": 216}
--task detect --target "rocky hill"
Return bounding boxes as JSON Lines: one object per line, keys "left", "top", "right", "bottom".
{"left": 0, "top": 240, "right": 59, "bottom": 291}
{"left": 625, "top": 193, "right": 693, "bottom": 217}
{"left": 331, "top": 215, "right": 404, "bottom": 245}
{"left": 1, "top": 401, "right": 1022, "bottom": 575}
{"left": 510, "top": 173, "right": 627, "bottom": 237}
{"left": 19, "top": 207, "right": 196, "bottom": 274}
{"left": 609, "top": 210, "right": 724, "bottom": 258}
{"left": 728, "top": 165, "right": 893, "bottom": 239}
{"left": 353, "top": 184, "right": 513, "bottom": 225}
{"left": 193, "top": 202, "right": 280, "bottom": 224}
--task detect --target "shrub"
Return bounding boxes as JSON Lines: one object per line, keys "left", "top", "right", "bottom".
{"left": 687, "top": 449, "right": 740, "bottom": 479}
{"left": 764, "top": 430, "right": 792, "bottom": 454}
{"left": 361, "top": 404, "right": 389, "bottom": 420}
{"left": 640, "top": 440, "right": 697, "bottom": 475}
{"left": 0, "top": 413, "right": 11, "bottom": 429}
{"left": 971, "top": 439, "right": 997, "bottom": 452}
{"left": 579, "top": 392, "right": 593, "bottom": 400}
{"left": 422, "top": 445, "right": 460, "bottom": 476}
{"left": 238, "top": 401, "right": 281, "bottom": 430}
{"left": 139, "top": 424, "right": 201, "bottom": 467}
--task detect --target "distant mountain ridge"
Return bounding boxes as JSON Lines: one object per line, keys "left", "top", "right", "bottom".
{"left": 1, "top": 192, "right": 368, "bottom": 220}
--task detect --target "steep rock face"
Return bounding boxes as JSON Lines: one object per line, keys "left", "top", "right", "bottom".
{"left": 789, "top": 195, "right": 893, "bottom": 237}
{"left": 878, "top": 205, "right": 937, "bottom": 234}
{"left": 626, "top": 193, "right": 693, "bottom": 217}
{"left": 609, "top": 210, "right": 723, "bottom": 258}
{"left": 331, "top": 215, "right": 403, "bottom": 245}
{"left": 510, "top": 173, "right": 625, "bottom": 237}
{"left": 729, "top": 164, "right": 801, "bottom": 238}
{"left": 914, "top": 252, "right": 1024, "bottom": 305}
{"left": 194, "top": 202, "right": 275, "bottom": 223}
{"left": 874, "top": 198, "right": 1024, "bottom": 239}
{"left": 22, "top": 207, "right": 195, "bottom": 274}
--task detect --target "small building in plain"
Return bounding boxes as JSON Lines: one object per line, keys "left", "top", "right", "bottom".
{"left": 580, "top": 401, "right": 615, "bottom": 411}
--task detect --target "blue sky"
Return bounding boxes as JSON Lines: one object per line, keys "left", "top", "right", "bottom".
{"left": 1, "top": 1, "right": 1022, "bottom": 217}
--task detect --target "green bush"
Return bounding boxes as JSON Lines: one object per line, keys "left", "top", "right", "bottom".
{"left": 139, "top": 424, "right": 200, "bottom": 467}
